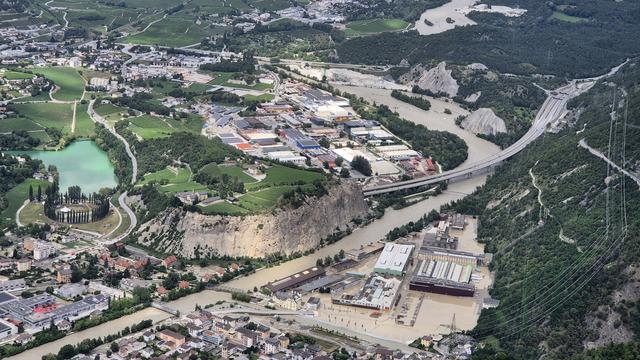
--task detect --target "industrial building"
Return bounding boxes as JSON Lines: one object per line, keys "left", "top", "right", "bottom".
{"left": 409, "top": 247, "right": 479, "bottom": 297}
{"left": 0, "top": 294, "right": 109, "bottom": 333}
{"left": 373, "top": 243, "right": 414, "bottom": 276}
{"left": 418, "top": 247, "right": 479, "bottom": 266}
{"left": 263, "top": 266, "right": 325, "bottom": 293}
{"left": 422, "top": 220, "right": 458, "bottom": 249}
{"left": 332, "top": 275, "right": 401, "bottom": 311}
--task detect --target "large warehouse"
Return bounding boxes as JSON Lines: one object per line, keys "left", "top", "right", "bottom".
{"left": 373, "top": 243, "right": 414, "bottom": 276}
{"left": 409, "top": 248, "right": 478, "bottom": 297}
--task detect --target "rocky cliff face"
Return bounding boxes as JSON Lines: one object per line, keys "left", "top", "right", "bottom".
{"left": 134, "top": 181, "right": 369, "bottom": 258}
{"left": 400, "top": 61, "right": 459, "bottom": 97}
{"left": 461, "top": 108, "right": 507, "bottom": 135}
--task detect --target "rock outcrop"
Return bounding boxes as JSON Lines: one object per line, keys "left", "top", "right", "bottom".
{"left": 400, "top": 61, "right": 459, "bottom": 97}
{"left": 134, "top": 181, "right": 369, "bottom": 258}
{"left": 461, "top": 108, "right": 507, "bottom": 135}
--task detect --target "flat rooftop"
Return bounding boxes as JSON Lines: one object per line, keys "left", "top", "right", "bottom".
{"left": 373, "top": 243, "right": 414, "bottom": 274}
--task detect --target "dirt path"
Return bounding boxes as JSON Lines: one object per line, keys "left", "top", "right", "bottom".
{"left": 70, "top": 100, "right": 77, "bottom": 133}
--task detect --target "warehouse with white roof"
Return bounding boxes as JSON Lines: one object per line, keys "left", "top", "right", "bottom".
{"left": 373, "top": 243, "right": 415, "bottom": 276}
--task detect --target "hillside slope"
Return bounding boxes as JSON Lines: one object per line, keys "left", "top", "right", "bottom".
{"left": 449, "top": 60, "right": 640, "bottom": 359}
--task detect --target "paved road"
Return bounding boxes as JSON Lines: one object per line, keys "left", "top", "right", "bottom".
{"left": 579, "top": 138, "right": 640, "bottom": 188}
{"left": 88, "top": 99, "right": 138, "bottom": 182}
{"left": 362, "top": 59, "right": 630, "bottom": 197}
{"left": 87, "top": 99, "right": 138, "bottom": 242}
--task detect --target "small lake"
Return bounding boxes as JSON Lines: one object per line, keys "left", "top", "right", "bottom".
{"left": 10, "top": 140, "right": 118, "bottom": 194}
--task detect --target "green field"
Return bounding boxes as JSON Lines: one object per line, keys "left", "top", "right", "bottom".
{"left": 123, "top": 17, "right": 218, "bottom": 47}
{"left": 128, "top": 115, "right": 177, "bottom": 139}
{"left": 201, "top": 201, "right": 250, "bottom": 216}
{"left": 95, "top": 103, "right": 127, "bottom": 126}
{"left": 74, "top": 103, "right": 96, "bottom": 137}
{"left": 32, "top": 67, "right": 85, "bottom": 101}
{"left": 0, "top": 117, "right": 44, "bottom": 132}
{"left": 550, "top": 11, "right": 589, "bottom": 23}
{"left": 244, "top": 93, "right": 275, "bottom": 102}
{"left": 344, "top": 18, "right": 409, "bottom": 37}
{"left": 246, "top": 165, "right": 324, "bottom": 190}
{"left": 1, "top": 70, "right": 33, "bottom": 80}
{"left": 199, "top": 163, "right": 257, "bottom": 184}
{"left": 140, "top": 167, "right": 191, "bottom": 185}
{"left": 198, "top": 164, "right": 325, "bottom": 215}
{"left": 12, "top": 103, "right": 74, "bottom": 134}
{"left": 0, "top": 179, "right": 49, "bottom": 223}
{"left": 206, "top": 72, "right": 273, "bottom": 91}
{"left": 128, "top": 114, "right": 203, "bottom": 140}
{"left": 138, "top": 166, "right": 208, "bottom": 194}
{"left": 236, "top": 186, "right": 294, "bottom": 212}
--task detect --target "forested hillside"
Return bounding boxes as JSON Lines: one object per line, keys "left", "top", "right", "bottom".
{"left": 448, "top": 60, "right": 640, "bottom": 358}
{"left": 337, "top": 0, "right": 640, "bottom": 78}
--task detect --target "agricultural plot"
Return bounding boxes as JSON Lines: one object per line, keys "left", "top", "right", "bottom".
{"left": 246, "top": 165, "right": 324, "bottom": 190}
{"left": 127, "top": 112, "right": 203, "bottom": 140}
{"left": 123, "top": 16, "right": 218, "bottom": 47}
{"left": 199, "top": 163, "right": 257, "bottom": 184}
{"left": 0, "top": 70, "right": 33, "bottom": 80}
{"left": 201, "top": 201, "right": 250, "bottom": 216}
{"left": 94, "top": 103, "right": 127, "bottom": 126}
{"left": 33, "top": 67, "right": 85, "bottom": 101}
{"left": 249, "top": 0, "right": 294, "bottom": 11}
{"left": 344, "top": 18, "right": 409, "bottom": 37}
{"left": 12, "top": 103, "right": 74, "bottom": 134}
{"left": 236, "top": 186, "right": 294, "bottom": 212}
{"left": 0, "top": 117, "right": 44, "bottom": 133}
{"left": 199, "top": 164, "right": 325, "bottom": 215}
{"left": 128, "top": 115, "right": 176, "bottom": 139}
{"left": 139, "top": 167, "right": 191, "bottom": 186}
{"left": 73, "top": 103, "right": 96, "bottom": 137}
{"left": 138, "top": 166, "right": 207, "bottom": 194}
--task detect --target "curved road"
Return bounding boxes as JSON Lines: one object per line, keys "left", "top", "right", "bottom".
{"left": 363, "top": 80, "right": 597, "bottom": 196}
{"left": 363, "top": 60, "right": 630, "bottom": 196}
{"left": 87, "top": 100, "right": 138, "bottom": 241}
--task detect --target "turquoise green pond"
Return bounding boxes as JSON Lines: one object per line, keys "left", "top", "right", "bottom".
{"left": 10, "top": 140, "right": 118, "bottom": 194}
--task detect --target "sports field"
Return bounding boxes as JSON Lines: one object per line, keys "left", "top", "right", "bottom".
{"left": 33, "top": 67, "right": 85, "bottom": 101}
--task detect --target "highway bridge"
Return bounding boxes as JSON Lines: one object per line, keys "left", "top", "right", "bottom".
{"left": 362, "top": 80, "right": 596, "bottom": 197}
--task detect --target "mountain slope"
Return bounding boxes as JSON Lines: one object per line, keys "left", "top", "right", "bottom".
{"left": 447, "top": 59, "right": 640, "bottom": 359}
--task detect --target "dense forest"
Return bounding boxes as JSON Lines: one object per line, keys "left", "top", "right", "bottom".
{"left": 444, "top": 60, "right": 640, "bottom": 358}
{"left": 122, "top": 131, "right": 241, "bottom": 178}
{"left": 336, "top": 0, "right": 640, "bottom": 78}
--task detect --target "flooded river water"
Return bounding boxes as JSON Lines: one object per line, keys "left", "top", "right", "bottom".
{"left": 12, "top": 86, "right": 500, "bottom": 358}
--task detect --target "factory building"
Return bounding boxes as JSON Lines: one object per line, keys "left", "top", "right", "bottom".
{"left": 373, "top": 243, "right": 414, "bottom": 276}
{"left": 264, "top": 266, "right": 325, "bottom": 293}
{"left": 332, "top": 275, "right": 401, "bottom": 311}
{"left": 409, "top": 247, "right": 479, "bottom": 297}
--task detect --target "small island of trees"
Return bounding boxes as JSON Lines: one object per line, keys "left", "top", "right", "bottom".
{"left": 42, "top": 182, "right": 110, "bottom": 224}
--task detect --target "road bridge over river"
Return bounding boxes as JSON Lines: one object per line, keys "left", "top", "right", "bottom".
{"left": 363, "top": 80, "right": 597, "bottom": 196}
